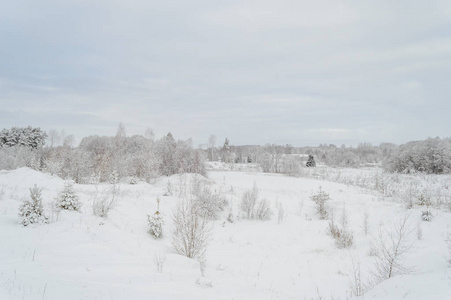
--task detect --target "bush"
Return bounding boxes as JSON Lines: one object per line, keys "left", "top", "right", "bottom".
{"left": 19, "top": 185, "right": 49, "bottom": 226}
{"left": 92, "top": 185, "right": 119, "bottom": 218}
{"left": 240, "top": 183, "right": 273, "bottom": 221}
{"left": 191, "top": 177, "right": 227, "bottom": 220}
{"left": 421, "top": 210, "right": 433, "bottom": 221}
{"left": 255, "top": 198, "right": 272, "bottom": 221}
{"left": 310, "top": 186, "right": 330, "bottom": 220}
{"left": 171, "top": 199, "right": 211, "bottom": 259}
{"left": 55, "top": 180, "right": 81, "bottom": 211}
{"left": 328, "top": 207, "right": 354, "bottom": 249}
{"left": 240, "top": 183, "right": 259, "bottom": 219}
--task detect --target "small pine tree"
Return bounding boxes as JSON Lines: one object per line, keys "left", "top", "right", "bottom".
{"left": 148, "top": 197, "right": 164, "bottom": 238}
{"left": 310, "top": 186, "right": 330, "bottom": 219}
{"left": 19, "top": 185, "right": 49, "bottom": 226}
{"left": 55, "top": 180, "right": 81, "bottom": 211}
{"left": 306, "top": 155, "right": 316, "bottom": 167}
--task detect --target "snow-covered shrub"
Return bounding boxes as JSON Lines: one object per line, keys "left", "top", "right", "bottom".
{"left": 109, "top": 170, "right": 119, "bottom": 184}
{"left": 19, "top": 185, "right": 49, "bottom": 226}
{"left": 89, "top": 173, "right": 100, "bottom": 184}
{"left": 281, "top": 155, "right": 301, "bottom": 176}
{"left": 171, "top": 199, "right": 211, "bottom": 259}
{"left": 421, "top": 210, "right": 433, "bottom": 221}
{"left": 328, "top": 207, "right": 354, "bottom": 249}
{"left": 192, "top": 182, "right": 226, "bottom": 220}
{"left": 128, "top": 177, "right": 138, "bottom": 185}
{"left": 310, "top": 186, "right": 330, "bottom": 220}
{"left": 227, "top": 212, "right": 234, "bottom": 223}
{"left": 254, "top": 198, "right": 272, "bottom": 221}
{"left": 240, "top": 182, "right": 258, "bottom": 219}
{"left": 92, "top": 185, "right": 119, "bottom": 218}
{"left": 417, "top": 193, "right": 431, "bottom": 207}
{"left": 239, "top": 183, "right": 272, "bottom": 221}
{"left": 55, "top": 180, "right": 81, "bottom": 211}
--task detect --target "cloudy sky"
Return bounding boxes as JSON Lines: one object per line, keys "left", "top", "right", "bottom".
{"left": 1, "top": 0, "right": 450, "bottom": 147}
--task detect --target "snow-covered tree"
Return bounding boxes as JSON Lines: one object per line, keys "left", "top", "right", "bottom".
{"left": 148, "top": 198, "right": 164, "bottom": 238}
{"left": 384, "top": 137, "right": 451, "bottom": 174}
{"left": 55, "top": 180, "right": 81, "bottom": 211}
{"left": 0, "top": 126, "right": 47, "bottom": 149}
{"left": 19, "top": 185, "right": 49, "bottom": 226}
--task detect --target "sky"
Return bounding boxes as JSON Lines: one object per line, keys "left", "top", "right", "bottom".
{"left": 1, "top": 0, "right": 450, "bottom": 147}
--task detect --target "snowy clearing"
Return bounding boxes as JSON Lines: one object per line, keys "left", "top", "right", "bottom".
{"left": 1, "top": 167, "right": 450, "bottom": 299}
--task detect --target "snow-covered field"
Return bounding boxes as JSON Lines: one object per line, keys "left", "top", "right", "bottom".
{"left": 1, "top": 166, "right": 450, "bottom": 299}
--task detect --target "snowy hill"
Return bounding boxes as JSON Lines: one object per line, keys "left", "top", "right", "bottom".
{"left": 1, "top": 168, "right": 450, "bottom": 299}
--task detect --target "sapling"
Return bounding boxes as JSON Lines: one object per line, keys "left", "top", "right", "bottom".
{"left": 148, "top": 197, "right": 164, "bottom": 239}
{"left": 310, "top": 186, "right": 330, "bottom": 220}
{"left": 370, "top": 214, "right": 414, "bottom": 284}
{"left": 19, "top": 185, "right": 49, "bottom": 226}
{"left": 55, "top": 180, "right": 81, "bottom": 211}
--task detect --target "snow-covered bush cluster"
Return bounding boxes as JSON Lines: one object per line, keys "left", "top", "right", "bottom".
{"left": 55, "top": 180, "right": 81, "bottom": 211}
{"left": 19, "top": 185, "right": 49, "bottom": 226}
{"left": 240, "top": 183, "right": 272, "bottom": 220}
{"left": 0, "top": 124, "right": 206, "bottom": 184}
{"left": 191, "top": 176, "right": 227, "bottom": 220}
{"left": 384, "top": 137, "right": 451, "bottom": 174}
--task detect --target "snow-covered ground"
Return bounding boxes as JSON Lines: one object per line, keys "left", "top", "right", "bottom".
{"left": 1, "top": 166, "right": 450, "bottom": 299}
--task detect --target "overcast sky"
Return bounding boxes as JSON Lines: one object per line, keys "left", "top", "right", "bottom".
{"left": 1, "top": 0, "right": 450, "bottom": 147}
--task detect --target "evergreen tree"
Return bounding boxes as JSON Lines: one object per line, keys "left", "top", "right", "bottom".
{"left": 148, "top": 198, "right": 164, "bottom": 238}
{"left": 19, "top": 185, "right": 49, "bottom": 226}
{"left": 306, "top": 155, "right": 316, "bottom": 167}
{"left": 55, "top": 180, "right": 81, "bottom": 211}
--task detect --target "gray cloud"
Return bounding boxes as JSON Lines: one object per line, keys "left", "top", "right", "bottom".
{"left": 1, "top": 0, "right": 450, "bottom": 146}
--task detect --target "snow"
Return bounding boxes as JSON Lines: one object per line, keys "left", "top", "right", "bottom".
{"left": 1, "top": 167, "right": 450, "bottom": 299}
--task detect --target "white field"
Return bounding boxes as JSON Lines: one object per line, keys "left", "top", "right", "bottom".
{"left": 0, "top": 166, "right": 450, "bottom": 299}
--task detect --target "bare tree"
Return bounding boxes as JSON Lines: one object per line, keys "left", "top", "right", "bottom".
{"left": 370, "top": 214, "right": 414, "bottom": 284}
{"left": 63, "top": 134, "right": 75, "bottom": 149}
{"left": 144, "top": 127, "right": 155, "bottom": 140}
{"left": 208, "top": 135, "right": 216, "bottom": 161}
{"left": 47, "top": 129, "right": 61, "bottom": 148}
{"left": 171, "top": 199, "right": 211, "bottom": 259}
